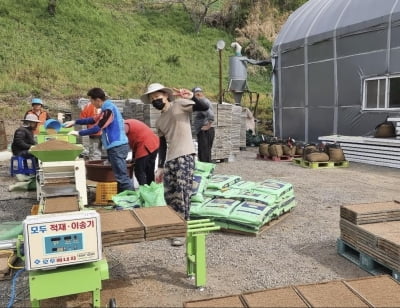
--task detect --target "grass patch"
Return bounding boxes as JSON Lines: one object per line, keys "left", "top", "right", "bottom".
{"left": 0, "top": 0, "right": 273, "bottom": 121}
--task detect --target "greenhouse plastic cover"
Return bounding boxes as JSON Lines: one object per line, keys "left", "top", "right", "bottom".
{"left": 271, "top": 0, "right": 400, "bottom": 142}
{"left": 273, "top": 0, "right": 400, "bottom": 53}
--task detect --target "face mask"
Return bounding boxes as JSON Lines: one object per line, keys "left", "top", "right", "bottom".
{"left": 152, "top": 98, "right": 165, "bottom": 110}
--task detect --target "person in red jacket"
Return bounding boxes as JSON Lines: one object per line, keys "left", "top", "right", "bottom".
{"left": 80, "top": 102, "right": 102, "bottom": 160}
{"left": 124, "top": 119, "right": 160, "bottom": 185}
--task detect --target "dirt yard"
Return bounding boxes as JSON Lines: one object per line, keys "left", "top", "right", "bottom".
{"left": 1, "top": 147, "right": 399, "bottom": 307}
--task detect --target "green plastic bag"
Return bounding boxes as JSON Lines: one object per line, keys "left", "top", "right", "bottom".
{"left": 194, "top": 161, "right": 216, "bottom": 178}
{"left": 8, "top": 175, "right": 36, "bottom": 191}
{"left": 0, "top": 222, "right": 23, "bottom": 240}
{"left": 228, "top": 200, "right": 277, "bottom": 227}
{"left": 230, "top": 180, "right": 257, "bottom": 190}
{"left": 227, "top": 189, "right": 277, "bottom": 205}
{"left": 207, "top": 174, "right": 242, "bottom": 190}
{"left": 191, "top": 175, "right": 209, "bottom": 203}
{"left": 112, "top": 190, "right": 142, "bottom": 209}
{"left": 253, "top": 179, "right": 294, "bottom": 199}
{"left": 197, "top": 198, "right": 241, "bottom": 218}
{"left": 139, "top": 182, "right": 166, "bottom": 207}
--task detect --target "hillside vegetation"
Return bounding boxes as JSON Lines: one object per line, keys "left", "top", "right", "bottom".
{"left": 0, "top": 0, "right": 306, "bottom": 123}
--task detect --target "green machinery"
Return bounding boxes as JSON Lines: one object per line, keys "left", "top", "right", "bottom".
{"left": 22, "top": 210, "right": 110, "bottom": 308}
{"left": 186, "top": 219, "right": 220, "bottom": 289}
{"left": 22, "top": 141, "right": 112, "bottom": 307}
{"left": 29, "top": 259, "right": 109, "bottom": 308}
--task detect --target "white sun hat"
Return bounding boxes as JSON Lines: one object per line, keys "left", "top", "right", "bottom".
{"left": 22, "top": 114, "right": 42, "bottom": 123}
{"left": 140, "top": 83, "right": 174, "bottom": 104}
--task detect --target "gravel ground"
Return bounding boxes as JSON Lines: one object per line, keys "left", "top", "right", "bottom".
{"left": 1, "top": 147, "right": 400, "bottom": 307}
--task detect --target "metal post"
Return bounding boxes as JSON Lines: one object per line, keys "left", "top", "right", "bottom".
{"left": 219, "top": 49, "right": 223, "bottom": 104}
{"left": 186, "top": 219, "right": 220, "bottom": 288}
{"left": 216, "top": 40, "right": 225, "bottom": 104}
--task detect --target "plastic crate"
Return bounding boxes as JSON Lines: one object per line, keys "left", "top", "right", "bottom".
{"left": 95, "top": 182, "right": 118, "bottom": 205}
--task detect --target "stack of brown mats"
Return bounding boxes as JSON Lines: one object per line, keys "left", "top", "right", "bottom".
{"left": 99, "top": 210, "right": 145, "bottom": 246}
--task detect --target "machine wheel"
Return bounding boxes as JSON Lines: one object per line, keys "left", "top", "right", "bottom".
{"left": 108, "top": 298, "right": 117, "bottom": 308}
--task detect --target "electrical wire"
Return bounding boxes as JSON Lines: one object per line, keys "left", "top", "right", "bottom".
{"left": 7, "top": 268, "right": 25, "bottom": 308}
{"left": 1, "top": 250, "right": 24, "bottom": 270}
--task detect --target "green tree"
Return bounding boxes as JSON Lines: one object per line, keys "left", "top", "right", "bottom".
{"left": 178, "top": 0, "right": 220, "bottom": 33}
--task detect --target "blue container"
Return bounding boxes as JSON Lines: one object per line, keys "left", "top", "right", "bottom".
{"left": 44, "top": 119, "right": 62, "bottom": 132}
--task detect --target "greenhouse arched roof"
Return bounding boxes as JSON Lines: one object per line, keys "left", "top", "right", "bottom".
{"left": 273, "top": 0, "right": 400, "bottom": 54}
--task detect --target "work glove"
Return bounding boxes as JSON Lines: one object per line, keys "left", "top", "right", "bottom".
{"left": 63, "top": 120, "right": 76, "bottom": 128}
{"left": 155, "top": 168, "right": 164, "bottom": 183}
{"left": 57, "top": 113, "right": 65, "bottom": 122}
{"left": 67, "top": 130, "right": 79, "bottom": 136}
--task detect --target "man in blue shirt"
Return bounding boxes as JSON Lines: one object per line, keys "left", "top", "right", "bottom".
{"left": 64, "top": 88, "right": 134, "bottom": 192}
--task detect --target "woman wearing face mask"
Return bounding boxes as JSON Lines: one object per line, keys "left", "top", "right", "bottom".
{"left": 141, "top": 83, "right": 209, "bottom": 246}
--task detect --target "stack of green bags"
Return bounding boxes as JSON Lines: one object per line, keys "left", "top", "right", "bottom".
{"left": 190, "top": 171, "right": 296, "bottom": 234}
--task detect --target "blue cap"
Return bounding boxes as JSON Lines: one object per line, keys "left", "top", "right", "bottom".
{"left": 32, "top": 98, "right": 43, "bottom": 105}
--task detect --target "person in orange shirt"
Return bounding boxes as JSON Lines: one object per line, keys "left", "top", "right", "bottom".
{"left": 124, "top": 119, "right": 159, "bottom": 185}
{"left": 24, "top": 98, "right": 50, "bottom": 135}
{"left": 80, "top": 102, "right": 102, "bottom": 160}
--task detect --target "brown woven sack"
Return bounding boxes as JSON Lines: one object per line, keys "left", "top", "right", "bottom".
{"left": 329, "top": 148, "right": 345, "bottom": 162}
{"left": 296, "top": 146, "right": 304, "bottom": 155}
{"left": 374, "top": 123, "right": 395, "bottom": 138}
{"left": 306, "top": 152, "right": 330, "bottom": 162}
{"left": 302, "top": 145, "right": 317, "bottom": 160}
{"left": 282, "top": 145, "right": 297, "bottom": 156}
{"left": 259, "top": 143, "right": 269, "bottom": 156}
{"left": 282, "top": 145, "right": 291, "bottom": 156}
{"left": 269, "top": 144, "right": 283, "bottom": 157}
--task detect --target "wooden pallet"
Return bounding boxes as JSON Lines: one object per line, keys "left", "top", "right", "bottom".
{"left": 256, "top": 154, "right": 293, "bottom": 162}
{"left": 293, "top": 158, "right": 349, "bottom": 169}
{"left": 319, "top": 135, "right": 400, "bottom": 169}
{"left": 337, "top": 238, "right": 400, "bottom": 282}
